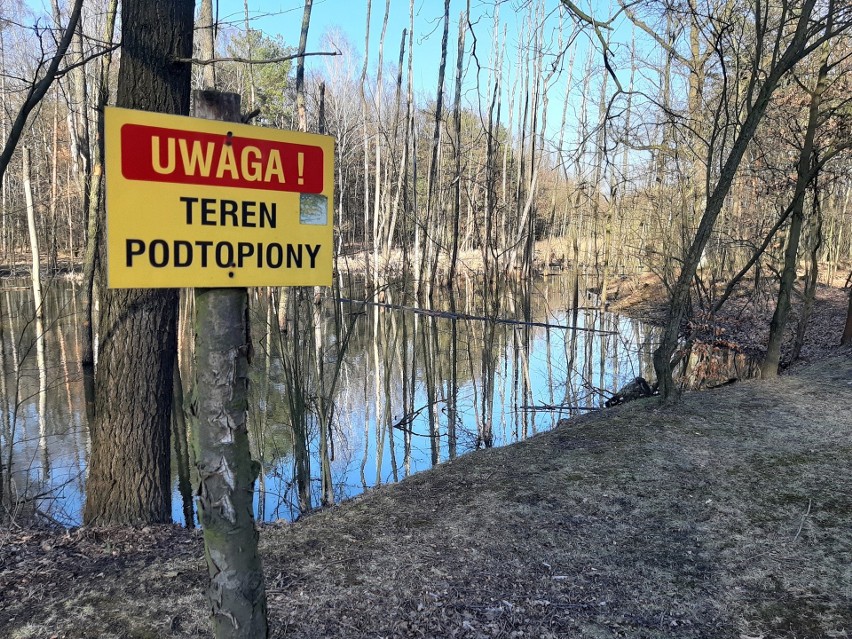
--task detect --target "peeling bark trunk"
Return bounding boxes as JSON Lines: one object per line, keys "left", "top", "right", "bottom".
{"left": 190, "top": 90, "right": 268, "bottom": 639}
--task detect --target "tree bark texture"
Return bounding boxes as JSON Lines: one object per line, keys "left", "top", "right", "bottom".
{"left": 194, "top": 288, "right": 267, "bottom": 638}
{"left": 190, "top": 90, "right": 268, "bottom": 639}
{"left": 84, "top": 0, "right": 194, "bottom": 525}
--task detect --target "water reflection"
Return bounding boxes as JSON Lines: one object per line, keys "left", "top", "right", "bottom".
{"left": 0, "top": 274, "right": 740, "bottom": 526}
{"left": 1, "top": 280, "right": 88, "bottom": 524}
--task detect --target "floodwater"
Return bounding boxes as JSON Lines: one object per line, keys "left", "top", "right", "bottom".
{"left": 0, "top": 273, "right": 757, "bottom": 526}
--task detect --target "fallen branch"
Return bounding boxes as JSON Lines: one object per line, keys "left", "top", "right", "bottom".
{"left": 792, "top": 498, "right": 812, "bottom": 542}
{"left": 175, "top": 50, "right": 339, "bottom": 66}
{"left": 336, "top": 298, "right": 618, "bottom": 334}
{"left": 518, "top": 404, "right": 601, "bottom": 412}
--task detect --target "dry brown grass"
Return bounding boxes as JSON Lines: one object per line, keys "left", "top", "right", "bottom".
{"left": 1, "top": 353, "right": 850, "bottom": 638}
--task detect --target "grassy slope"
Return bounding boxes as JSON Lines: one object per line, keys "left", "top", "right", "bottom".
{"left": 2, "top": 354, "right": 850, "bottom": 638}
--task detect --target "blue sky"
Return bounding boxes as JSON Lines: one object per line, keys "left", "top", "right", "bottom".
{"left": 218, "top": 0, "right": 508, "bottom": 97}
{"left": 20, "top": 0, "right": 654, "bottom": 170}
{"left": 215, "top": 0, "right": 647, "bottom": 130}
{"left": 214, "top": 0, "right": 614, "bottom": 147}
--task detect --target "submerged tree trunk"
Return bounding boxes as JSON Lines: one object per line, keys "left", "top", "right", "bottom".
{"left": 286, "top": 292, "right": 312, "bottom": 514}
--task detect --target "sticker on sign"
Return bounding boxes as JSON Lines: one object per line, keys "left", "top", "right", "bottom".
{"left": 104, "top": 107, "right": 335, "bottom": 288}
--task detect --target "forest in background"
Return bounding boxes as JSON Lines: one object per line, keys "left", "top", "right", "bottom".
{"left": 1, "top": 0, "right": 850, "bottom": 291}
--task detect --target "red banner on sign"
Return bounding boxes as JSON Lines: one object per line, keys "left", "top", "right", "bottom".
{"left": 120, "top": 123, "right": 324, "bottom": 193}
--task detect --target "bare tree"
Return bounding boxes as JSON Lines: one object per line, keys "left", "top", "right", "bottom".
{"left": 0, "top": 0, "right": 83, "bottom": 183}
{"left": 762, "top": 28, "right": 833, "bottom": 377}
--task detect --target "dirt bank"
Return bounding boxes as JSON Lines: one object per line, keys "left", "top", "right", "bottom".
{"left": 608, "top": 271, "right": 851, "bottom": 369}
{"left": 2, "top": 352, "right": 850, "bottom": 638}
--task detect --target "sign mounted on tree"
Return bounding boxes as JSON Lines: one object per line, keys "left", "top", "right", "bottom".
{"left": 104, "top": 107, "right": 335, "bottom": 288}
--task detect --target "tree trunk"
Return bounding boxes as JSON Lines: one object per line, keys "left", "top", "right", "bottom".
{"left": 84, "top": 0, "right": 194, "bottom": 526}
{"left": 81, "top": 0, "right": 118, "bottom": 422}
{"left": 761, "top": 41, "right": 830, "bottom": 378}
{"left": 23, "top": 148, "right": 44, "bottom": 327}
{"left": 359, "top": 0, "right": 373, "bottom": 283}
{"left": 791, "top": 204, "right": 822, "bottom": 362}
{"left": 421, "top": 0, "right": 450, "bottom": 298}
{"left": 295, "top": 0, "right": 313, "bottom": 132}
{"left": 199, "top": 0, "right": 216, "bottom": 88}
{"left": 447, "top": 7, "right": 467, "bottom": 288}
{"left": 172, "top": 352, "right": 194, "bottom": 528}
{"left": 193, "top": 284, "right": 266, "bottom": 633}
{"left": 190, "top": 90, "right": 268, "bottom": 639}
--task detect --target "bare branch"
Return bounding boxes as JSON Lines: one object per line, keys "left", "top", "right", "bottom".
{"left": 54, "top": 42, "right": 122, "bottom": 80}
{"left": 175, "top": 50, "right": 339, "bottom": 66}
{"left": 0, "top": 0, "right": 83, "bottom": 182}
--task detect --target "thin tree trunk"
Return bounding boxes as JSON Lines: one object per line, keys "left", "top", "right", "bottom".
{"left": 295, "top": 0, "right": 313, "bottom": 132}
{"left": 199, "top": 0, "right": 217, "bottom": 88}
{"left": 762, "top": 38, "right": 830, "bottom": 377}
{"left": 172, "top": 353, "right": 194, "bottom": 528}
{"left": 421, "top": 0, "right": 450, "bottom": 298}
{"left": 81, "top": 0, "right": 118, "bottom": 421}
{"left": 24, "top": 145, "right": 50, "bottom": 486}
{"left": 23, "top": 148, "right": 44, "bottom": 327}
{"left": 372, "top": 0, "right": 390, "bottom": 285}
{"left": 360, "top": 0, "right": 373, "bottom": 283}
{"left": 191, "top": 90, "right": 268, "bottom": 639}
{"left": 287, "top": 292, "right": 312, "bottom": 513}
{"left": 791, "top": 202, "right": 822, "bottom": 362}
{"left": 447, "top": 6, "right": 468, "bottom": 288}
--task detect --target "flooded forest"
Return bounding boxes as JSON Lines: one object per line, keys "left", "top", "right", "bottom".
{"left": 0, "top": 0, "right": 851, "bottom": 535}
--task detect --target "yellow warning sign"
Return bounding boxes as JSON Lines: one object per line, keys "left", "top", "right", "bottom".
{"left": 104, "top": 107, "right": 335, "bottom": 288}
